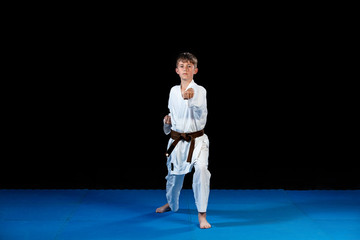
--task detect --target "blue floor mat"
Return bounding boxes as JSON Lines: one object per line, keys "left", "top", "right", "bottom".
{"left": 0, "top": 189, "right": 359, "bottom": 240}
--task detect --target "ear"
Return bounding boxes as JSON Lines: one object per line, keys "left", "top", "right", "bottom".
{"left": 194, "top": 68, "right": 198, "bottom": 74}
{"left": 175, "top": 68, "right": 180, "bottom": 75}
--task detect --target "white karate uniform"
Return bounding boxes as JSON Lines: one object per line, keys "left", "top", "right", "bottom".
{"left": 163, "top": 80, "right": 211, "bottom": 213}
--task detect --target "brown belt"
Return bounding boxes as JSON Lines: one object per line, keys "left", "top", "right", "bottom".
{"left": 165, "top": 129, "right": 204, "bottom": 162}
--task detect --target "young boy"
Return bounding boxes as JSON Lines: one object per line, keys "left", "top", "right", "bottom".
{"left": 156, "top": 52, "right": 211, "bottom": 229}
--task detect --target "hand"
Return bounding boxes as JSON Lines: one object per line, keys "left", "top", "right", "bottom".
{"left": 182, "top": 88, "right": 194, "bottom": 100}
{"left": 164, "top": 115, "right": 171, "bottom": 125}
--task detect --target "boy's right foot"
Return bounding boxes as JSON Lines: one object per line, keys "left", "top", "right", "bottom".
{"left": 156, "top": 203, "right": 171, "bottom": 213}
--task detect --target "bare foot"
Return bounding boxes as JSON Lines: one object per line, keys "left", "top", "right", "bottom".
{"left": 198, "top": 212, "right": 211, "bottom": 229}
{"left": 156, "top": 203, "right": 171, "bottom": 213}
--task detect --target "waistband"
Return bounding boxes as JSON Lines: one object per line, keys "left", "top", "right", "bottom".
{"left": 165, "top": 129, "right": 204, "bottom": 163}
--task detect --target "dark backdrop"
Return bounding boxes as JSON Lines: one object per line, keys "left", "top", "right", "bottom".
{"left": 3, "top": 9, "right": 357, "bottom": 190}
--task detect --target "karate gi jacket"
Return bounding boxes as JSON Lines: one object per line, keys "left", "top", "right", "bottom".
{"left": 164, "top": 80, "right": 209, "bottom": 175}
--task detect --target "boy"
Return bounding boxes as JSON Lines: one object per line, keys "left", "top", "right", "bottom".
{"left": 156, "top": 52, "right": 211, "bottom": 229}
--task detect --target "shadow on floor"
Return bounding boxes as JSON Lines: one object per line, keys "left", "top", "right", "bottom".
{"left": 177, "top": 204, "right": 299, "bottom": 228}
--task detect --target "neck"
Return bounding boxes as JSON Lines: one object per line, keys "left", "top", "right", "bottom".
{"left": 181, "top": 79, "right": 192, "bottom": 90}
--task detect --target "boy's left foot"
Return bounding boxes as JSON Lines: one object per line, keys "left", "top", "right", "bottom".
{"left": 198, "top": 212, "right": 211, "bottom": 229}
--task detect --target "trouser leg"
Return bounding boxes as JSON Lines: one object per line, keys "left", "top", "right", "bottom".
{"left": 192, "top": 148, "right": 211, "bottom": 213}
{"left": 165, "top": 173, "right": 185, "bottom": 212}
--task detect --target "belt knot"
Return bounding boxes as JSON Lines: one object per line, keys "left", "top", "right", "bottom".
{"left": 180, "top": 133, "right": 191, "bottom": 141}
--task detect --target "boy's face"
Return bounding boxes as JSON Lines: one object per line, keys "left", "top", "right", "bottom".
{"left": 176, "top": 60, "right": 198, "bottom": 81}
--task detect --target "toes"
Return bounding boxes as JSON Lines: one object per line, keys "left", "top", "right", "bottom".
{"left": 156, "top": 206, "right": 171, "bottom": 213}
{"left": 200, "top": 223, "right": 211, "bottom": 229}
{"left": 156, "top": 207, "right": 164, "bottom": 213}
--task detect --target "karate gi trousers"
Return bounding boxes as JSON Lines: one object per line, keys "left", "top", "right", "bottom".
{"left": 165, "top": 135, "right": 211, "bottom": 213}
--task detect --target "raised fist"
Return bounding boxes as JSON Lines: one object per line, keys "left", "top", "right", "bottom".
{"left": 182, "top": 88, "right": 194, "bottom": 100}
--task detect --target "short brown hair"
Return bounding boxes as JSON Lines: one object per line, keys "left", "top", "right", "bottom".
{"left": 176, "top": 52, "right": 198, "bottom": 68}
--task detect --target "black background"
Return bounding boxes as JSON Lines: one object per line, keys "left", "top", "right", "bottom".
{"left": 2, "top": 5, "right": 358, "bottom": 190}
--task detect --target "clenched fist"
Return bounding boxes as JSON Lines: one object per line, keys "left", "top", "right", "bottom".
{"left": 182, "top": 88, "right": 194, "bottom": 100}
{"left": 164, "top": 115, "right": 171, "bottom": 125}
